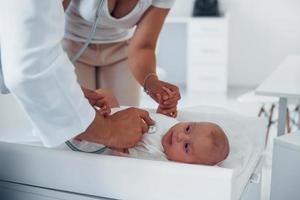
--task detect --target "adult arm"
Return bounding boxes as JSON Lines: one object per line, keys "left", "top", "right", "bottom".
{"left": 0, "top": 0, "right": 96, "bottom": 147}
{"left": 0, "top": 0, "right": 154, "bottom": 148}
{"left": 128, "top": 6, "right": 181, "bottom": 117}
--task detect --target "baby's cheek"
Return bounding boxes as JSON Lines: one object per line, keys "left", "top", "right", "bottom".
{"left": 165, "top": 145, "right": 183, "bottom": 161}
{"left": 164, "top": 146, "right": 174, "bottom": 160}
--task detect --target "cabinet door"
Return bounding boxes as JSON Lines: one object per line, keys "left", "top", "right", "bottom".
{"left": 187, "top": 66, "right": 227, "bottom": 92}
{"left": 187, "top": 18, "right": 228, "bottom": 93}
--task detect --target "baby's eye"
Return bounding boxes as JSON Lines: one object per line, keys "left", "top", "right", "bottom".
{"left": 184, "top": 143, "right": 190, "bottom": 154}
{"left": 185, "top": 125, "right": 190, "bottom": 133}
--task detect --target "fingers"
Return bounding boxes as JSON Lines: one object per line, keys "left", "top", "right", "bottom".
{"left": 161, "top": 87, "right": 171, "bottom": 101}
{"left": 95, "top": 99, "right": 111, "bottom": 116}
{"left": 163, "top": 99, "right": 176, "bottom": 106}
{"left": 171, "top": 111, "right": 178, "bottom": 118}
{"left": 162, "top": 86, "right": 175, "bottom": 97}
{"left": 165, "top": 85, "right": 181, "bottom": 101}
{"left": 140, "top": 119, "right": 149, "bottom": 134}
{"left": 100, "top": 108, "right": 110, "bottom": 117}
{"left": 152, "top": 84, "right": 179, "bottom": 118}
{"left": 161, "top": 100, "right": 178, "bottom": 108}
{"left": 136, "top": 109, "right": 155, "bottom": 126}
{"left": 159, "top": 106, "right": 177, "bottom": 115}
{"left": 163, "top": 93, "right": 180, "bottom": 104}
{"left": 146, "top": 79, "right": 181, "bottom": 107}
{"left": 95, "top": 99, "right": 105, "bottom": 108}
{"left": 162, "top": 111, "right": 177, "bottom": 118}
{"left": 156, "top": 93, "right": 162, "bottom": 104}
{"left": 157, "top": 104, "right": 178, "bottom": 118}
{"left": 87, "top": 90, "right": 105, "bottom": 101}
{"left": 161, "top": 86, "right": 180, "bottom": 106}
{"left": 162, "top": 93, "right": 169, "bottom": 101}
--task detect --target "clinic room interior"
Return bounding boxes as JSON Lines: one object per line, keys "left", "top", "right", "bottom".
{"left": 0, "top": 0, "right": 300, "bottom": 200}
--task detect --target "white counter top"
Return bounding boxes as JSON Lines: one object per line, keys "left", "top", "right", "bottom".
{"left": 255, "top": 55, "right": 300, "bottom": 99}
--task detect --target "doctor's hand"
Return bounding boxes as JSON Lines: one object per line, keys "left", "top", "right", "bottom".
{"left": 144, "top": 75, "right": 180, "bottom": 117}
{"left": 82, "top": 87, "right": 119, "bottom": 116}
{"left": 76, "top": 108, "right": 155, "bottom": 148}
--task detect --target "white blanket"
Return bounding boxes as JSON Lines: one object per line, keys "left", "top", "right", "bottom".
{"left": 66, "top": 106, "right": 266, "bottom": 200}
{"left": 177, "top": 106, "right": 266, "bottom": 199}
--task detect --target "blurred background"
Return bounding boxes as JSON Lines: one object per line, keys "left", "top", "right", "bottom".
{"left": 139, "top": 0, "right": 300, "bottom": 108}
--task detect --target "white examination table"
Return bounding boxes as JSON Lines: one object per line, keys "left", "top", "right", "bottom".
{"left": 0, "top": 107, "right": 266, "bottom": 200}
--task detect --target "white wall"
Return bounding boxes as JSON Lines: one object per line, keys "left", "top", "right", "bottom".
{"left": 169, "top": 0, "right": 300, "bottom": 87}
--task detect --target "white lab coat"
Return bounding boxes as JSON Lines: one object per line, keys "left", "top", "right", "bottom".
{"left": 0, "top": 0, "right": 95, "bottom": 147}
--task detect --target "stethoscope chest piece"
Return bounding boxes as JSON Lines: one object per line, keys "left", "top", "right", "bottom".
{"left": 148, "top": 124, "right": 157, "bottom": 134}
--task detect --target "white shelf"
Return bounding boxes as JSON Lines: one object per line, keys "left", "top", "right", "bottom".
{"left": 255, "top": 55, "right": 300, "bottom": 99}
{"left": 157, "top": 15, "right": 229, "bottom": 94}
{"left": 187, "top": 16, "right": 228, "bottom": 93}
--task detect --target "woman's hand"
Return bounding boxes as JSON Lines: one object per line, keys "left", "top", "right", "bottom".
{"left": 82, "top": 87, "right": 119, "bottom": 116}
{"left": 156, "top": 87, "right": 179, "bottom": 117}
{"left": 144, "top": 75, "right": 181, "bottom": 117}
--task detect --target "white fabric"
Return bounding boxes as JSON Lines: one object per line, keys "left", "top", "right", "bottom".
{"left": 72, "top": 109, "right": 178, "bottom": 160}
{"left": 177, "top": 106, "right": 266, "bottom": 200}
{"left": 0, "top": 0, "right": 95, "bottom": 147}
{"left": 64, "top": 0, "right": 175, "bottom": 43}
{"left": 128, "top": 112, "right": 178, "bottom": 161}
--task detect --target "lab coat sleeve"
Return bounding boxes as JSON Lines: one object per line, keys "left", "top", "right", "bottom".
{"left": 0, "top": 49, "right": 10, "bottom": 94}
{"left": 0, "top": 0, "right": 95, "bottom": 147}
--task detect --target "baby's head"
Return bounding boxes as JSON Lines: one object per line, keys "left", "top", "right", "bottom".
{"left": 162, "top": 122, "right": 229, "bottom": 165}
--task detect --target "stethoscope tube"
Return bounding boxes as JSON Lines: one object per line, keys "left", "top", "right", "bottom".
{"left": 71, "top": 0, "right": 104, "bottom": 64}
{"left": 65, "top": 140, "right": 108, "bottom": 154}
{"left": 66, "top": 0, "right": 107, "bottom": 154}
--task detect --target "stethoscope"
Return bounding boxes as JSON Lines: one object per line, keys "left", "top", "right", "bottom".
{"left": 65, "top": 0, "right": 157, "bottom": 153}
{"left": 65, "top": 0, "right": 106, "bottom": 154}
{"left": 66, "top": 122, "right": 157, "bottom": 154}
{"left": 71, "top": 0, "right": 105, "bottom": 64}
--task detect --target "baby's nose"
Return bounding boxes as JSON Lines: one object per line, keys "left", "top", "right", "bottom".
{"left": 176, "top": 132, "right": 188, "bottom": 142}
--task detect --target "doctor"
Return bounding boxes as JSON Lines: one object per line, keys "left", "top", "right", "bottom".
{"left": 0, "top": 0, "right": 154, "bottom": 148}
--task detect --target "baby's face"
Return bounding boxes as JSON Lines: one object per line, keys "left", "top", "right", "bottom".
{"left": 161, "top": 122, "right": 228, "bottom": 165}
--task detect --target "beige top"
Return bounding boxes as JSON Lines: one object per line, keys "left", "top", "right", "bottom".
{"left": 64, "top": 0, "right": 176, "bottom": 43}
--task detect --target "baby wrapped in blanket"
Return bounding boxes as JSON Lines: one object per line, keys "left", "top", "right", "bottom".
{"left": 72, "top": 109, "right": 230, "bottom": 165}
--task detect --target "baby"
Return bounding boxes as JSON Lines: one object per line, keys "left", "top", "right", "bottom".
{"left": 72, "top": 110, "right": 230, "bottom": 165}
{"left": 119, "top": 112, "right": 230, "bottom": 165}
